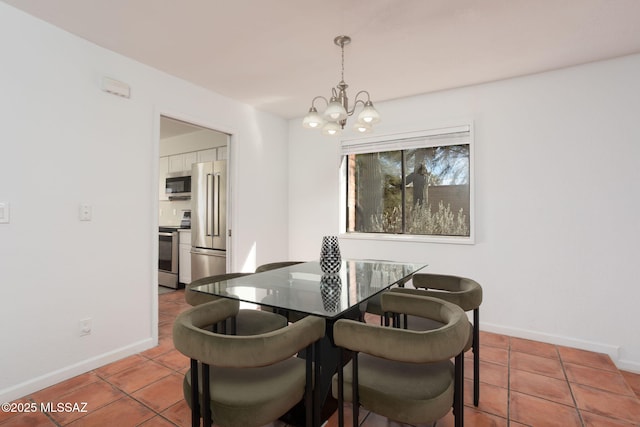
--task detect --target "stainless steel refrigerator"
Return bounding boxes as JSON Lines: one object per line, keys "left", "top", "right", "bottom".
{"left": 190, "top": 161, "right": 227, "bottom": 281}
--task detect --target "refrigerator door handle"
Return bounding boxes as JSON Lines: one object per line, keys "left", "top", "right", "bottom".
{"left": 206, "top": 173, "right": 214, "bottom": 237}
{"left": 213, "top": 172, "right": 220, "bottom": 237}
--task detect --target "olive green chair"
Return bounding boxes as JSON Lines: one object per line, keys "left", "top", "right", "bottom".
{"left": 256, "top": 261, "right": 306, "bottom": 322}
{"left": 255, "top": 261, "right": 305, "bottom": 273}
{"left": 391, "top": 273, "right": 483, "bottom": 406}
{"left": 185, "top": 273, "right": 288, "bottom": 336}
{"left": 173, "top": 298, "right": 325, "bottom": 427}
{"left": 332, "top": 292, "right": 470, "bottom": 427}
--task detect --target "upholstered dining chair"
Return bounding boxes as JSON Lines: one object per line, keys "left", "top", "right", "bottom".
{"left": 391, "top": 273, "right": 483, "bottom": 406}
{"left": 185, "top": 273, "right": 288, "bottom": 335}
{"left": 332, "top": 292, "right": 470, "bottom": 427}
{"left": 255, "top": 261, "right": 305, "bottom": 273}
{"left": 173, "top": 298, "right": 325, "bottom": 427}
{"left": 256, "top": 261, "right": 306, "bottom": 322}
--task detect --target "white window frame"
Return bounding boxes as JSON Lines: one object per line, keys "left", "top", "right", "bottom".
{"left": 339, "top": 122, "right": 475, "bottom": 245}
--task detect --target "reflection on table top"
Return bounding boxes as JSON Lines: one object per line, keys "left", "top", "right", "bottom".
{"left": 190, "top": 259, "right": 427, "bottom": 319}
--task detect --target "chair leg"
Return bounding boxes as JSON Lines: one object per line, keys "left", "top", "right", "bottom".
{"left": 337, "top": 349, "right": 344, "bottom": 427}
{"left": 190, "top": 359, "right": 199, "bottom": 427}
{"left": 454, "top": 352, "right": 464, "bottom": 427}
{"left": 473, "top": 308, "right": 480, "bottom": 406}
{"left": 202, "top": 363, "right": 212, "bottom": 427}
{"left": 352, "top": 352, "right": 359, "bottom": 427}
{"left": 304, "top": 344, "right": 313, "bottom": 427}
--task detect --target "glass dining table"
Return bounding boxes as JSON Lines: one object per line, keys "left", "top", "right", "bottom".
{"left": 189, "top": 258, "right": 427, "bottom": 426}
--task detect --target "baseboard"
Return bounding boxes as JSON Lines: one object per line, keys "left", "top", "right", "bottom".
{"left": 617, "top": 359, "right": 640, "bottom": 374}
{"left": 481, "top": 322, "right": 622, "bottom": 365}
{"left": 0, "top": 338, "right": 155, "bottom": 403}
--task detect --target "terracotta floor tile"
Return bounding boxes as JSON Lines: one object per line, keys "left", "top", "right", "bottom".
{"left": 159, "top": 321, "right": 175, "bottom": 338}
{"left": 581, "top": 410, "right": 639, "bottom": 427}
{"left": 433, "top": 406, "right": 507, "bottom": 427}
{"left": 571, "top": 382, "right": 640, "bottom": 424}
{"left": 65, "top": 396, "right": 155, "bottom": 427}
{"left": 0, "top": 410, "right": 57, "bottom": 427}
{"left": 0, "top": 398, "right": 33, "bottom": 423}
{"left": 463, "top": 379, "right": 508, "bottom": 418}
{"left": 465, "top": 359, "right": 509, "bottom": 389}
{"left": 142, "top": 336, "right": 175, "bottom": 359}
{"left": 93, "top": 353, "right": 148, "bottom": 378}
{"left": 510, "top": 391, "right": 582, "bottom": 427}
{"left": 105, "top": 359, "right": 174, "bottom": 394}
{"left": 28, "top": 371, "right": 100, "bottom": 403}
{"left": 479, "top": 345, "right": 509, "bottom": 366}
{"left": 45, "top": 379, "right": 124, "bottom": 425}
{"left": 160, "top": 400, "right": 194, "bottom": 427}
{"left": 510, "top": 337, "right": 559, "bottom": 360}
{"left": 564, "top": 362, "right": 635, "bottom": 396}
{"left": 510, "top": 351, "right": 565, "bottom": 379}
{"left": 153, "top": 348, "right": 191, "bottom": 371}
{"left": 137, "top": 415, "right": 180, "bottom": 427}
{"left": 621, "top": 370, "right": 640, "bottom": 398}
{"left": 558, "top": 346, "right": 618, "bottom": 372}
{"left": 479, "top": 331, "right": 510, "bottom": 349}
{"left": 510, "top": 368, "right": 574, "bottom": 406}
{"left": 132, "top": 372, "right": 184, "bottom": 413}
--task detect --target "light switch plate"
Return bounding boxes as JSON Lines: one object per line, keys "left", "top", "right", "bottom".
{"left": 79, "top": 204, "right": 92, "bottom": 221}
{"left": 0, "top": 202, "right": 9, "bottom": 224}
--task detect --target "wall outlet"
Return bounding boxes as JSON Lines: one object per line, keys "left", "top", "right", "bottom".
{"left": 79, "top": 318, "right": 92, "bottom": 336}
{"left": 79, "top": 204, "right": 92, "bottom": 221}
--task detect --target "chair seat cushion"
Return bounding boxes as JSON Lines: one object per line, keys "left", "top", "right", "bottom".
{"left": 184, "top": 356, "right": 306, "bottom": 427}
{"left": 332, "top": 354, "right": 455, "bottom": 425}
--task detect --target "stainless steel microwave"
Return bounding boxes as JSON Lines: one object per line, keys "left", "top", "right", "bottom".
{"left": 165, "top": 171, "right": 191, "bottom": 199}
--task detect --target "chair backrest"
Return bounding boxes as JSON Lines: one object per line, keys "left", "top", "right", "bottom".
{"left": 185, "top": 272, "right": 252, "bottom": 306}
{"left": 255, "top": 261, "right": 304, "bottom": 273}
{"left": 173, "top": 298, "right": 325, "bottom": 368}
{"left": 333, "top": 292, "right": 469, "bottom": 363}
{"left": 411, "top": 273, "right": 482, "bottom": 311}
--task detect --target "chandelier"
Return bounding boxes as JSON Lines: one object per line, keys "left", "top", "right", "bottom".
{"left": 302, "top": 35, "right": 380, "bottom": 136}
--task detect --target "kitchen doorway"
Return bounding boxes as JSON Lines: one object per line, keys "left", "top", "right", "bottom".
{"left": 158, "top": 115, "right": 232, "bottom": 291}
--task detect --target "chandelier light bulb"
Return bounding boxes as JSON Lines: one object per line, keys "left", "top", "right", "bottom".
{"left": 322, "top": 121, "right": 341, "bottom": 136}
{"left": 324, "top": 98, "right": 348, "bottom": 121}
{"left": 357, "top": 101, "right": 381, "bottom": 124}
{"left": 302, "top": 107, "right": 326, "bottom": 129}
{"left": 353, "top": 121, "right": 372, "bottom": 133}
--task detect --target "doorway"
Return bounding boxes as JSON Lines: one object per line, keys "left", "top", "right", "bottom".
{"left": 158, "top": 115, "right": 231, "bottom": 289}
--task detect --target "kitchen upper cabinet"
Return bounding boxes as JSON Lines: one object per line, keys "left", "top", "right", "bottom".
{"left": 159, "top": 156, "right": 169, "bottom": 201}
{"left": 168, "top": 151, "right": 198, "bottom": 173}
{"left": 197, "top": 149, "right": 216, "bottom": 163}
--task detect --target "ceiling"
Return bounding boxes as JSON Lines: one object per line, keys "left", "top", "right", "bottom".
{"left": 4, "top": 0, "right": 640, "bottom": 120}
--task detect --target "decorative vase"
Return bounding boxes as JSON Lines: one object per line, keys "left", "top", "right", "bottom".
{"left": 320, "top": 274, "right": 342, "bottom": 312}
{"left": 319, "top": 235, "right": 341, "bottom": 274}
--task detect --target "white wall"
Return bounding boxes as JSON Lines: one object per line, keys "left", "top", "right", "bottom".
{"left": 288, "top": 54, "right": 640, "bottom": 372}
{"left": 0, "top": 3, "right": 289, "bottom": 401}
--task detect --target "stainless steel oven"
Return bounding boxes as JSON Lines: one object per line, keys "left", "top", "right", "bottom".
{"left": 159, "top": 227, "right": 179, "bottom": 288}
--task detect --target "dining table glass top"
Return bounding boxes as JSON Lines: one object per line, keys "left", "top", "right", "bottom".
{"left": 189, "top": 259, "right": 428, "bottom": 319}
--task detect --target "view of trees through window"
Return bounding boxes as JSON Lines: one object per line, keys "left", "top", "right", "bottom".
{"left": 346, "top": 144, "right": 470, "bottom": 237}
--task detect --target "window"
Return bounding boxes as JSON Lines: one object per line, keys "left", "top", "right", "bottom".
{"left": 340, "top": 125, "right": 474, "bottom": 243}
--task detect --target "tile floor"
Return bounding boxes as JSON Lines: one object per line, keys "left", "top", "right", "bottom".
{"left": 2, "top": 288, "right": 640, "bottom": 427}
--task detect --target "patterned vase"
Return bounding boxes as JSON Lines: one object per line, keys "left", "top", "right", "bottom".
{"left": 320, "top": 274, "right": 342, "bottom": 312}
{"left": 320, "top": 235, "right": 341, "bottom": 274}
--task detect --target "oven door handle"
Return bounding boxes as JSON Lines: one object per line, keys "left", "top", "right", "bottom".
{"left": 159, "top": 232, "right": 175, "bottom": 237}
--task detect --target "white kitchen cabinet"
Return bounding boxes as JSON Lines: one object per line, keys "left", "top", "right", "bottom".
{"left": 197, "top": 148, "right": 217, "bottom": 163}
{"left": 159, "top": 156, "right": 169, "bottom": 200}
{"left": 168, "top": 152, "right": 198, "bottom": 173}
{"left": 178, "top": 230, "right": 192, "bottom": 285}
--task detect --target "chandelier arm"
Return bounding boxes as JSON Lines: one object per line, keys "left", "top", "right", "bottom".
{"left": 310, "top": 96, "right": 329, "bottom": 109}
